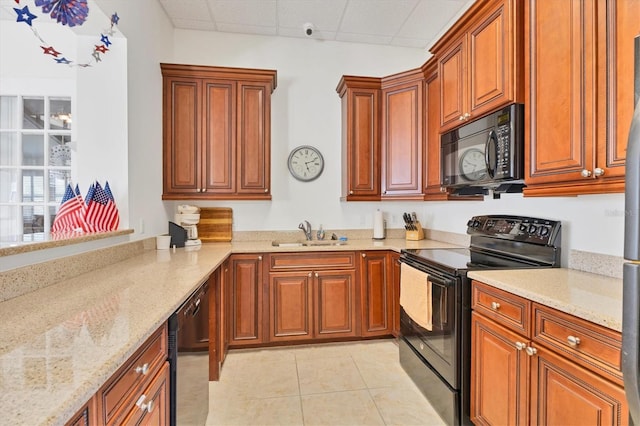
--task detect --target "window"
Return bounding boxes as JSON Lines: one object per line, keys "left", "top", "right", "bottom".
{"left": 0, "top": 95, "right": 73, "bottom": 241}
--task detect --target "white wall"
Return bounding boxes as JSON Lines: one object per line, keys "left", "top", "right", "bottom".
{"left": 170, "top": 30, "right": 626, "bottom": 259}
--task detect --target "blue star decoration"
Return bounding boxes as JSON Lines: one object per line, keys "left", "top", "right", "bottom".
{"left": 55, "top": 57, "right": 71, "bottom": 64}
{"left": 110, "top": 12, "right": 119, "bottom": 25}
{"left": 14, "top": 5, "right": 37, "bottom": 26}
{"left": 100, "top": 34, "right": 112, "bottom": 47}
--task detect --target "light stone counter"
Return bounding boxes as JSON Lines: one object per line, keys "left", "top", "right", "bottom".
{"left": 467, "top": 269, "right": 623, "bottom": 332}
{"left": 0, "top": 237, "right": 460, "bottom": 426}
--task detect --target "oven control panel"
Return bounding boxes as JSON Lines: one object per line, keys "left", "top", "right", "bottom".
{"left": 467, "top": 215, "right": 561, "bottom": 246}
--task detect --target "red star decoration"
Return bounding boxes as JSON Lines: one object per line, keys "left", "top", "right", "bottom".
{"left": 41, "top": 45, "right": 61, "bottom": 57}
{"left": 94, "top": 45, "right": 109, "bottom": 54}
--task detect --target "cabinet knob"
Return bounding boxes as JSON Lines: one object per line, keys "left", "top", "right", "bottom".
{"left": 315, "top": 272, "right": 319, "bottom": 278}
{"left": 525, "top": 346, "right": 537, "bottom": 356}
{"left": 201, "top": 188, "right": 206, "bottom": 192}
{"left": 515, "top": 342, "right": 526, "bottom": 351}
{"left": 349, "top": 190, "right": 354, "bottom": 195}
{"left": 136, "top": 395, "right": 154, "bottom": 413}
{"left": 490, "top": 302, "right": 500, "bottom": 311}
{"left": 567, "top": 335, "right": 581, "bottom": 347}
{"left": 308, "top": 272, "right": 312, "bottom": 278}
{"left": 361, "top": 253, "right": 366, "bottom": 258}
{"left": 581, "top": 169, "right": 592, "bottom": 178}
{"left": 440, "top": 187, "right": 447, "bottom": 193}
{"left": 594, "top": 167, "right": 605, "bottom": 177}
{"left": 264, "top": 188, "right": 269, "bottom": 193}
{"left": 135, "top": 363, "right": 150, "bottom": 375}
{"left": 459, "top": 115, "right": 465, "bottom": 121}
{"left": 257, "top": 255, "right": 262, "bottom": 261}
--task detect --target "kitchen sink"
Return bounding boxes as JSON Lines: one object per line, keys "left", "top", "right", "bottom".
{"left": 271, "top": 240, "right": 347, "bottom": 247}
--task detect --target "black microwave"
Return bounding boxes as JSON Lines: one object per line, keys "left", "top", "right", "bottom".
{"left": 441, "top": 103, "right": 524, "bottom": 194}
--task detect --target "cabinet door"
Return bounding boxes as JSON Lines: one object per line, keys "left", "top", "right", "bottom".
{"left": 229, "top": 254, "right": 265, "bottom": 346}
{"left": 471, "top": 312, "right": 530, "bottom": 426}
{"left": 314, "top": 270, "right": 358, "bottom": 338}
{"left": 390, "top": 252, "right": 401, "bottom": 337}
{"left": 602, "top": 0, "right": 640, "bottom": 180}
{"left": 269, "top": 272, "right": 313, "bottom": 341}
{"left": 439, "top": 36, "right": 467, "bottom": 131}
{"left": 423, "top": 62, "right": 445, "bottom": 199}
{"left": 525, "top": 0, "right": 597, "bottom": 186}
{"left": 121, "top": 362, "right": 170, "bottom": 426}
{"left": 381, "top": 80, "right": 423, "bottom": 198}
{"left": 237, "top": 82, "right": 270, "bottom": 196}
{"left": 360, "top": 252, "right": 392, "bottom": 337}
{"left": 342, "top": 84, "right": 381, "bottom": 200}
{"left": 468, "top": 0, "right": 517, "bottom": 117}
{"left": 163, "top": 78, "right": 201, "bottom": 196}
{"left": 530, "top": 344, "right": 628, "bottom": 426}
{"left": 203, "top": 80, "right": 236, "bottom": 194}
{"left": 219, "top": 260, "right": 230, "bottom": 365}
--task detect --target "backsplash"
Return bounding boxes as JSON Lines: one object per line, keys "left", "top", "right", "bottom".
{"left": 568, "top": 250, "right": 624, "bottom": 279}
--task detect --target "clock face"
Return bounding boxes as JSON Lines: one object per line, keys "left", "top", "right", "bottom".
{"left": 459, "top": 148, "right": 487, "bottom": 181}
{"left": 288, "top": 145, "right": 324, "bottom": 181}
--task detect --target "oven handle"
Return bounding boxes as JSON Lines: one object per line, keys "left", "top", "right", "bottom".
{"left": 399, "top": 257, "right": 456, "bottom": 287}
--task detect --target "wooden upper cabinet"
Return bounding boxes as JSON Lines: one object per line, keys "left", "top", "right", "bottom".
{"left": 161, "top": 64, "right": 276, "bottom": 200}
{"left": 524, "top": 0, "right": 638, "bottom": 196}
{"left": 381, "top": 69, "right": 424, "bottom": 199}
{"left": 337, "top": 76, "right": 381, "bottom": 201}
{"left": 432, "top": 0, "right": 523, "bottom": 133}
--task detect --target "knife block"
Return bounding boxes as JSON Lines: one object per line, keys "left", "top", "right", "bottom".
{"left": 405, "top": 222, "right": 424, "bottom": 241}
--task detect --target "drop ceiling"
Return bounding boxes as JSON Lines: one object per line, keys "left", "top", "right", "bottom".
{"left": 158, "top": 0, "right": 475, "bottom": 50}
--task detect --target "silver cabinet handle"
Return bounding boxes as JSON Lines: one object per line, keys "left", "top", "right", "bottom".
{"left": 581, "top": 169, "right": 592, "bottom": 178}
{"left": 594, "top": 167, "right": 605, "bottom": 177}
{"left": 491, "top": 302, "right": 500, "bottom": 311}
{"left": 135, "top": 363, "right": 150, "bottom": 375}
{"left": 463, "top": 112, "right": 471, "bottom": 119}
{"left": 136, "top": 395, "right": 154, "bottom": 413}
{"left": 525, "top": 346, "right": 537, "bottom": 356}
{"left": 567, "top": 335, "right": 581, "bottom": 347}
{"left": 515, "top": 342, "right": 526, "bottom": 350}
{"left": 459, "top": 115, "right": 465, "bottom": 121}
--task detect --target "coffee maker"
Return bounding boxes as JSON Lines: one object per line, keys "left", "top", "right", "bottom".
{"left": 174, "top": 205, "right": 201, "bottom": 247}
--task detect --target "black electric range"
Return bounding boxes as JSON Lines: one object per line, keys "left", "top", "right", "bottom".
{"left": 399, "top": 215, "right": 562, "bottom": 425}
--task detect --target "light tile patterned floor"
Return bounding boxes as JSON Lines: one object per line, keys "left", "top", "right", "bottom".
{"left": 206, "top": 338, "right": 446, "bottom": 426}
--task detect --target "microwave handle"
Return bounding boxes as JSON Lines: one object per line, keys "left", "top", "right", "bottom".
{"left": 485, "top": 130, "right": 498, "bottom": 178}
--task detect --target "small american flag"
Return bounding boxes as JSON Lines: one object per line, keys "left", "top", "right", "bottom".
{"left": 51, "top": 183, "right": 85, "bottom": 233}
{"left": 85, "top": 181, "right": 119, "bottom": 231}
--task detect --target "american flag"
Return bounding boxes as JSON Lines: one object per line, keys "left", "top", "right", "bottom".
{"left": 51, "top": 183, "right": 85, "bottom": 233}
{"left": 104, "top": 181, "right": 120, "bottom": 229}
{"left": 85, "top": 181, "right": 119, "bottom": 231}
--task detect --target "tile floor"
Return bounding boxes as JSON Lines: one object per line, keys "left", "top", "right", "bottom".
{"left": 205, "top": 338, "right": 446, "bottom": 426}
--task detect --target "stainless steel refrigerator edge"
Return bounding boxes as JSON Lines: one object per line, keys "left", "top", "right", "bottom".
{"left": 623, "top": 33, "right": 640, "bottom": 425}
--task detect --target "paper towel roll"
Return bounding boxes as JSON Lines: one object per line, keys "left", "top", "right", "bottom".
{"left": 373, "top": 209, "right": 385, "bottom": 240}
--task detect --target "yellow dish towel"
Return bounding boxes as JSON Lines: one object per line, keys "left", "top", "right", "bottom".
{"left": 400, "top": 262, "right": 432, "bottom": 331}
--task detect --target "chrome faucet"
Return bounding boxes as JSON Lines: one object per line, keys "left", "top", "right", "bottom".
{"left": 298, "top": 221, "right": 312, "bottom": 240}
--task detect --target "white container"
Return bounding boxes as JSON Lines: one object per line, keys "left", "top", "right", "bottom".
{"left": 156, "top": 235, "right": 172, "bottom": 250}
{"left": 373, "top": 209, "right": 385, "bottom": 240}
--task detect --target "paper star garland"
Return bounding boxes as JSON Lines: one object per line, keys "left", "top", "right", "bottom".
{"left": 13, "top": 1, "right": 120, "bottom": 67}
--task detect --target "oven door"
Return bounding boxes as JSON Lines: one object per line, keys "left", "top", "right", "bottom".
{"left": 399, "top": 258, "right": 460, "bottom": 388}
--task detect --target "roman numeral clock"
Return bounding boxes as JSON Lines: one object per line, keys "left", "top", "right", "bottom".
{"left": 287, "top": 145, "right": 324, "bottom": 182}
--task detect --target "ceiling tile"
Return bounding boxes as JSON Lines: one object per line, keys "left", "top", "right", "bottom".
{"left": 397, "top": 0, "right": 468, "bottom": 39}
{"left": 172, "top": 18, "right": 217, "bottom": 31}
{"left": 277, "top": 0, "right": 347, "bottom": 32}
{"left": 336, "top": 32, "right": 393, "bottom": 45}
{"left": 391, "top": 37, "right": 430, "bottom": 49}
{"left": 339, "top": 0, "right": 418, "bottom": 36}
{"left": 159, "top": 0, "right": 212, "bottom": 21}
{"left": 208, "top": 0, "right": 277, "bottom": 26}
{"left": 216, "top": 22, "right": 278, "bottom": 36}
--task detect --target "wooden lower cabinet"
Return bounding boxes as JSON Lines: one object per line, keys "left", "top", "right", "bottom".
{"left": 360, "top": 251, "right": 393, "bottom": 337}
{"left": 267, "top": 252, "right": 358, "bottom": 342}
{"left": 390, "top": 251, "right": 401, "bottom": 336}
{"left": 471, "top": 280, "right": 628, "bottom": 426}
{"left": 228, "top": 254, "right": 265, "bottom": 346}
{"left": 121, "top": 362, "right": 170, "bottom": 426}
{"left": 471, "top": 312, "right": 529, "bottom": 426}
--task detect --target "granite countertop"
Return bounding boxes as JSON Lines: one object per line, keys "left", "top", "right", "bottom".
{"left": 0, "top": 237, "right": 458, "bottom": 426}
{"left": 467, "top": 269, "right": 623, "bottom": 332}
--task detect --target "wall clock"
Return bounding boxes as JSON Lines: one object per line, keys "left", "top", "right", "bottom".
{"left": 459, "top": 148, "right": 487, "bottom": 181}
{"left": 288, "top": 145, "right": 324, "bottom": 182}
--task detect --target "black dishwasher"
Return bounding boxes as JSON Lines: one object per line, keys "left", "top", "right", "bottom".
{"left": 168, "top": 280, "right": 209, "bottom": 426}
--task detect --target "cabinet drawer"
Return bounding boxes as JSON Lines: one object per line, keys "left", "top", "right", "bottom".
{"left": 269, "top": 252, "right": 356, "bottom": 271}
{"left": 532, "top": 303, "right": 622, "bottom": 385}
{"left": 98, "top": 325, "right": 168, "bottom": 425}
{"left": 121, "top": 361, "right": 170, "bottom": 426}
{"left": 471, "top": 280, "right": 531, "bottom": 337}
